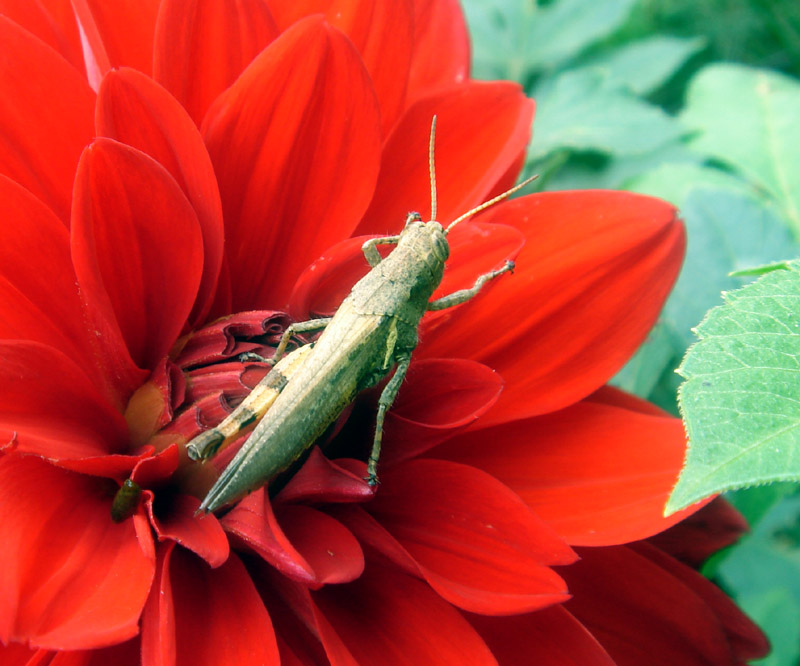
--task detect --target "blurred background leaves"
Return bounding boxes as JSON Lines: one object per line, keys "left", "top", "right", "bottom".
{"left": 460, "top": 1, "right": 800, "bottom": 663}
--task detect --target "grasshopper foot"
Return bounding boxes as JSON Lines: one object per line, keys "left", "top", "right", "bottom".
{"left": 238, "top": 351, "right": 275, "bottom": 365}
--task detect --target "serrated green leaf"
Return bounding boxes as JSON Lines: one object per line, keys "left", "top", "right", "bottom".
{"left": 581, "top": 35, "right": 705, "bottom": 96}
{"left": 680, "top": 63, "right": 800, "bottom": 235}
{"left": 529, "top": 69, "right": 683, "bottom": 159}
{"left": 667, "top": 261, "right": 800, "bottom": 514}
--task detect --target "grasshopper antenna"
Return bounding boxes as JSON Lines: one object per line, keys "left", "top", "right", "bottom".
{"left": 428, "top": 115, "right": 438, "bottom": 222}
{"left": 444, "top": 173, "right": 539, "bottom": 235}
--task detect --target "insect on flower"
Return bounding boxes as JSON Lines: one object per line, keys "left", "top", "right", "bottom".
{"left": 186, "top": 118, "right": 537, "bottom": 513}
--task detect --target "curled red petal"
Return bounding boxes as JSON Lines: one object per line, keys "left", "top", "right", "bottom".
{"left": 436, "top": 387, "right": 699, "bottom": 545}
{"left": 407, "top": 0, "right": 470, "bottom": 103}
{"left": 312, "top": 563, "right": 497, "bottom": 665}
{"left": 632, "top": 542, "right": 769, "bottom": 661}
{"left": 468, "top": 605, "right": 617, "bottom": 666}
{"left": 0, "top": 15, "right": 94, "bottom": 223}
{"left": 0, "top": 341, "right": 129, "bottom": 461}
{"left": 276, "top": 448, "right": 373, "bottom": 504}
{"left": 424, "top": 191, "right": 686, "bottom": 422}
{"left": 202, "top": 16, "right": 382, "bottom": 310}
{"left": 0, "top": 454, "right": 155, "bottom": 650}
{"left": 96, "top": 68, "right": 226, "bottom": 327}
{"left": 71, "top": 0, "right": 159, "bottom": 76}
{"left": 380, "top": 358, "right": 504, "bottom": 467}
{"left": 147, "top": 493, "right": 229, "bottom": 569}
{"left": 154, "top": 0, "right": 279, "bottom": 126}
{"left": 276, "top": 505, "right": 365, "bottom": 587}
{"left": 648, "top": 497, "right": 749, "bottom": 568}
{"left": 71, "top": 138, "right": 204, "bottom": 372}
{"left": 368, "top": 459, "right": 575, "bottom": 614}
{"left": 266, "top": 0, "right": 414, "bottom": 134}
{"left": 142, "top": 543, "right": 279, "bottom": 666}
{"left": 0, "top": 0, "right": 84, "bottom": 71}
{"left": 562, "top": 544, "right": 764, "bottom": 666}
{"left": 357, "top": 81, "right": 533, "bottom": 236}
{"left": 222, "top": 488, "right": 316, "bottom": 584}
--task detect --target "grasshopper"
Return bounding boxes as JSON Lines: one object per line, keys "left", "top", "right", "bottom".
{"left": 187, "top": 118, "right": 535, "bottom": 513}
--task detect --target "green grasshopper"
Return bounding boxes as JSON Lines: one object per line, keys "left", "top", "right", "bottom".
{"left": 187, "top": 118, "right": 535, "bottom": 513}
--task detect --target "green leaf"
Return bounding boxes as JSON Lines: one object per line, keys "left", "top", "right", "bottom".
{"left": 680, "top": 63, "right": 800, "bottom": 235}
{"left": 529, "top": 69, "right": 683, "bottom": 159}
{"left": 581, "top": 35, "right": 705, "bottom": 96}
{"left": 715, "top": 495, "right": 800, "bottom": 666}
{"left": 464, "top": 0, "right": 637, "bottom": 81}
{"left": 627, "top": 162, "right": 752, "bottom": 207}
{"left": 667, "top": 189, "right": 797, "bottom": 350}
{"left": 524, "top": 0, "right": 638, "bottom": 70}
{"left": 667, "top": 260, "right": 800, "bottom": 514}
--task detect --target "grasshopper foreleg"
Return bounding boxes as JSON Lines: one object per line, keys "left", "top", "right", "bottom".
{"left": 427, "top": 260, "right": 515, "bottom": 311}
{"left": 361, "top": 213, "right": 423, "bottom": 266}
{"left": 362, "top": 235, "right": 401, "bottom": 267}
{"left": 272, "top": 317, "right": 332, "bottom": 364}
{"left": 366, "top": 354, "right": 412, "bottom": 486}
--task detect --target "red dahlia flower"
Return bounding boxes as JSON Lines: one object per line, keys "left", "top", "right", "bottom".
{"left": 0, "top": 1, "right": 768, "bottom": 665}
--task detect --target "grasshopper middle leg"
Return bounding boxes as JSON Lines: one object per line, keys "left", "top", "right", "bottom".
{"left": 271, "top": 317, "right": 332, "bottom": 364}
{"left": 366, "top": 354, "right": 412, "bottom": 486}
{"left": 427, "top": 260, "right": 515, "bottom": 311}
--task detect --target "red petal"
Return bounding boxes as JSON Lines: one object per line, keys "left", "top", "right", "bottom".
{"left": 380, "top": 358, "right": 504, "bottom": 467}
{"left": 276, "top": 505, "right": 365, "bottom": 587}
{"left": 96, "top": 68, "right": 226, "bottom": 327}
{"left": 357, "top": 81, "right": 533, "bottom": 235}
{"left": 632, "top": 542, "right": 769, "bottom": 661}
{"left": 0, "top": 0, "right": 84, "bottom": 71}
{"left": 468, "top": 606, "right": 617, "bottom": 666}
{"left": 266, "top": 0, "right": 414, "bottom": 134}
{"left": 222, "top": 488, "right": 317, "bottom": 584}
{"left": 0, "top": 454, "right": 155, "bottom": 650}
{"left": 0, "top": 15, "right": 94, "bottom": 223}
{"left": 154, "top": 0, "right": 279, "bottom": 126}
{"left": 142, "top": 543, "right": 279, "bottom": 666}
{"left": 0, "top": 177, "right": 95, "bottom": 370}
{"left": 561, "top": 545, "right": 757, "bottom": 666}
{"left": 277, "top": 448, "right": 373, "bottom": 504}
{"left": 71, "top": 0, "right": 160, "bottom": 76}
{"left": 147, "top": 493, "right": 229, "bottom": 568}
{"left": 407, "top": 0, "right": 470, "bottom": 103}
{"left": 368, "top": 459, "right": 574, "bottom": 614}
{"left": 71, "top": 138, "right": 205, "bottom": 371}
{"left": 312, "top": 563, "right": 497, "bottom": 665}
{"left": 0, "top": 341, "right": 129, "bottom": 460}
{"left": 648, "top": 497, "right": 749, "bottom": 568}
{"left": 423, "top": 191, "right": 686, "bottom": 421}
{"left": 436, "top": 389, "right": 699, "bottom": 545}
{"left": 203, "top": 16, "right": 382, "bottom": 310}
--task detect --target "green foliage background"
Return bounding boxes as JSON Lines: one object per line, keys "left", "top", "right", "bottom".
{"left": 460, "top": 1, "right": 800, "bottom": 663}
